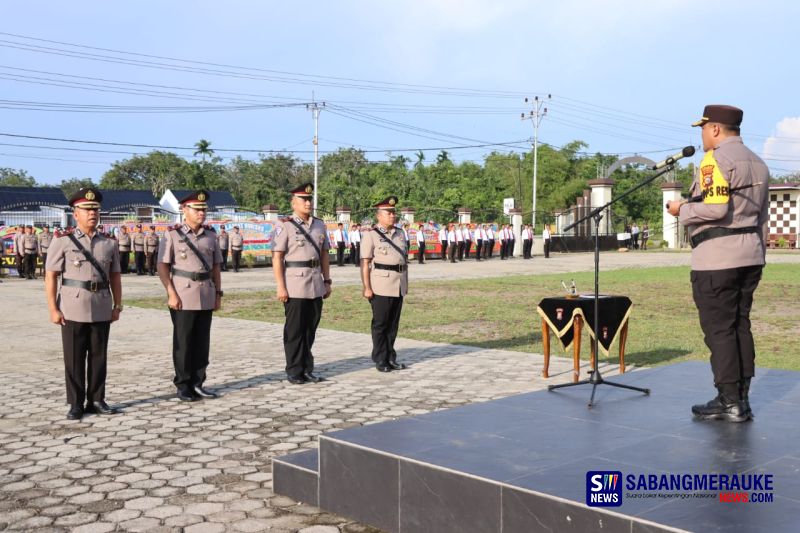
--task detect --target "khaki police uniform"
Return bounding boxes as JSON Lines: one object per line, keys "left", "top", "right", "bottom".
{"left": 217, "top": 230, "right": 229, "bottom": 271}
{"left": 46, "top": 228, "right": 121, "bottom": 406}
{"left": 117, "top": 230, "right": 132, "bottom": 273}
{"left": 158, "top": 223, "right": 222, "bottom": 393}
{"left": 14, "top": 229, "right": 25, "bottom": 278}
{"left": 132, "top": 230, "right": 146, "bottom": 274}
{"left": 361, "top": 223, "right": 408, "bottom": 369}
{"left": 230, "top": 232, "right": 244, "bottom": 272}
{"left": 38, "top": 230, "right": 53, "bottom": 276}
{"left": 145, "top": 231, "right": 160, "bottom": 276}
{"left": 272, "top": 214, "right": 330, "bottom": 379}
{"left": 22, "top": 231, "right": 39, "bottom": 279}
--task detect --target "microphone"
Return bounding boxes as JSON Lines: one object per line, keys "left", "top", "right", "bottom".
{"left": 651, "top": 146, "right": 696, "bottom": 170}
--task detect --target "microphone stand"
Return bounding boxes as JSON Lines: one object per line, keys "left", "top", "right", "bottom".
{"left": 547, "top": 164, "right": 676, "bottom": 406}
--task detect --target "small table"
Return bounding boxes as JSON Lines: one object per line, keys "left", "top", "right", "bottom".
{"left": 537, "top": 295, "right": 632, "bottom": 382}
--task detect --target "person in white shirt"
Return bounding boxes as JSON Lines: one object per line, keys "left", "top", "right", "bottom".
{"left": 454, "top": 225, "right": 464, "bottom": 261}
{"left": 447, "top": 224, "right": 458, "bottom": 263}
{"left": 438, "top": 225, "right": 448, "bottom": 261}
{"left": 522, "top": 224, "right": 532, "bottom": 259}
{"left": 463, "top": 224, "right": 472, "bottom": 259}
{"left": 416, "top": 224, "right": 426, "bottom": 264}
{"left": 543, "top": 224, "right": 551, "bottom": 259}
{"left": 487, "top": 225, "right": 495, "bottom": 259}
{"left": 474, "top": 225, "right": 483, "bottom": 261}
{"left": 349, "top": 223, "right": 362, "bottom": 266}
{"left": 334, "top": 223, "right": 347, "bottom": 266}
{"left": 499, "top": 224, "right": 508, "bottom": 260}
{"left": 631, "top": 223, "right": 640, "bottom": 250}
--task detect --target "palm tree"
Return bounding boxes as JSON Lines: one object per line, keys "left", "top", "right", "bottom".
{"left": 194, "top": 139, "right": 214, "bottom": 162}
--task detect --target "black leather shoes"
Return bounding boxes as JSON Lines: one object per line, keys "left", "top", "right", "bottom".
{"left": 193, "top": 386, "right": 219, "bottom": 399}
{"left": 177, "top": 389, "right": 200, "bottom": 402}
{"left": 85, "top": 401, "right": 121, "bottom": 415}
{"left": 691, "top": 394, "right": 750, "bottom": 423}
{"left": 287, "top": 376, "right": 308, "bottom": 385}
{"left": 66, "top": 405, "right": 83, "bottom": 420}
{"left": 304, "top": 373, "right": 325, "bottom": 383}
{"left": 376, "top": 365, "right": 392, "bottom": 373}
{"left": 387, "top": 361, "right": 407, "bottom": 370}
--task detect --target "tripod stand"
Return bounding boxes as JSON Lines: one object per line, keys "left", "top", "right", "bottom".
{"left": 547, "top": 164, "right": 676, "bottom": 406}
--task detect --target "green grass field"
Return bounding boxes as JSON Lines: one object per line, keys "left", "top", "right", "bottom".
{"left": 130, "top": 264, "right": 800, "bottom": 371}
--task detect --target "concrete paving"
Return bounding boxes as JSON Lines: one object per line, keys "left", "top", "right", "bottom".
{"left": 1, "top": 250, "right": 797, "bottom": 532}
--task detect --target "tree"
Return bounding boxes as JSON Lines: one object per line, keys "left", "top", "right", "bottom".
{"left": 193, "top": 139, "right": 214, "bottom": 161}
{"left": 100, "top": 151, "right": 192, "bottom": 197}
{"left": 60, "top": 177, "right": 97, "bottom": 198}
{"left": 0, "top": 168, "right": 36, "bottom": 187}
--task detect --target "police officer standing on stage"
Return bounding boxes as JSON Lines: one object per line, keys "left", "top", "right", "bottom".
{"left": 361, "top": 196, "right": 409, "bottom": 372}
{"left": 38, "top": 225, "right": 53, "bottom": 277}
{"left": 230, "top": 226, "right": 244, "bottom": 272}
{"left": 667, "top": 105, "right": 769, "bottom": 422}
{"left": 132, "top": 224, "right": 146, "bottom": 275}
{"left": 145, "top": 225, "right": 159, "bottom": 276}
{"left": 45, "top": 188, "right": 122, "bottom": 420}
{"left": 218, "top": 225, "right": 230, "bottom": 271}
{"left": 157, "top": 190, "right": 223, "bottom": 401}
{"left": 271, "top": 183, "right": 331, "bottom": 384}
{"left": 117, "top": 225, "right": 131, "bottom": 273}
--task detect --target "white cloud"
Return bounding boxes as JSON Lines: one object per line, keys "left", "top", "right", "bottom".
{"left": 762, "top": 117, "right": 800, "bottom": 173}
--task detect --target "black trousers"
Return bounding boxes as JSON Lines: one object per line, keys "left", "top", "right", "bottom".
{"left": 691, "top": 266, "right": 762, "bottom": 388}
{"left": 457, "top": 241, "right": 464, "bottom": 261}
{"left": 61, "top": 320, "right": 110, "bottom": 405}
{"left": 522, "top": 239, "right": 531, "bottom": 258}
{"left": 447, "top": 242, "right": 457, "bottom": 262}
{"left": 417, "top": 242, "right": 426, "bottom": 263}
{"left": 464, "top": 240, "right": 471, "bottom": 259}
{"left": 232, "top": 250, "right": 242, "bottom": 271}
{"left": 146, "top": 252, "right": 157, "bottom": 275}
{"left": 135, "top": 251, "right": 146, "bottom": 274}
{"left": 500, "top": 241, "right": 507, "bottom": 259}
{"left": 370, "top": 295, "right": 403, "bottom": 366}
{"left": 16, "top": 254, "right": 24, "bottom": 277}
{"left": 441, "top": 241, "right": 448, "bottom": 261}
{"left": 23, "top": 253, "right": 37, "bottom": 277}
{"left": 544, "top": 240, "right": 550, "bottom": 258}
{"left": 221, "top": 249, "right": 228, "bottom": 271}
{"left": 170, "top": 309, "right": 213, "bottom": 391}
{"left": 120, "top": 250, "right": 130, "bottom": 273}
{"left": 475, "top": 240, "right": 483, "bottom": 259}
{"left": 488, "top": 239, "right": 495, "bottom": 258}
{"left": 283, "top": 297, "right": 323, "bottom": 378}
{"left": 39, "top": 252, "right": 48, "bottom": 275}
{"left": 336, "top": 243, "right": 346, "bottom": 266}
{"left": 350, "top": 244, "right": 358, "bottom": 265}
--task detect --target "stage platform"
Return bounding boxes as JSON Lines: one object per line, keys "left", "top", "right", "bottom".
{"left": 274, "top": 362, "right": 800, "bottom": 532}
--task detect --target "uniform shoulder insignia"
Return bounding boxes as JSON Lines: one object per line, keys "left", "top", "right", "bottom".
{"left": 171, "top": 224, "right": 182, "bottom": 231}
{"left": 57, "top": 228, "right": 75, "bottom": 237}
{"left": 279, "top": 216, "right": 291, "bottom": 222}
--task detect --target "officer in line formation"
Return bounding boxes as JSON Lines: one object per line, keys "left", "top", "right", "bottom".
{"left": 117, "top": 225, "right": 131, "bottom": 273}
{"left": 157, "top": 190, "right": 223, "bottom": 402}
{"left": 230, "top": 226, "right": 244, "bottom": 272}
{"left": 360, "top": 196, "right": 409, "bottom": 372}
{"left": 667, "top": 104, "right": 769, "bottom": 423}
{"left": 132, "top": 224, "right": 146, "bottom": 275}
{"left": 348, "top": 223, "right": 362, "bottom": 266}
{"left": 45, "top": 188, "right": 123, "bottom": 420}
{"left": 145, "top": 225, "right": 160, "bottom": 276}
{"left": 217, "top": 225, "right": 230, "bottom": 271}
{"left": 271, "top": 183, "right": 331, "bottom": 384}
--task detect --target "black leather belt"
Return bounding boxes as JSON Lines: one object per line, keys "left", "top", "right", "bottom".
{"left": 690, "top": 227, "right": 759, "bottom": 249}
{"left": 172, "top": 268, "right": 211, "bottom": 281}
{"left": 62, "top": 278, "right": 110, "bottom": 292}
{"left": 285, "top": 259, "right": 320, "bottom": 268}
{"left": 374, "top": 263, "right": 407, "bottom": 273}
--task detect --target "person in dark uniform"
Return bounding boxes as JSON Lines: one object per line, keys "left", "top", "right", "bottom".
{"left": 132, "top": 224, "right": 146, "bottom": 275}
{"left": 38, "top": 225, "right": 53, "bottom": 277}
{"left": 117, "top": 225, "right": 131, "bottom": 273}
{"left": 230, "top": 226, "right": 244, "bottom": 272}
{"left": 667, "top": 104, "right": 769, "bottom": 422}
{"left": 45, "top": 188, "right": 123, "bottom": 420}
{"left": 217, "top": 225, "right": 229, "bottom": 271}
{"left": 361, "top": 196, "right": 409, "bottom": 372}
{"left": 271, "top": 183, "right": 332, "bottom": 384}
{"left": 157, "top": 190, "right": 223, "bottom": 401}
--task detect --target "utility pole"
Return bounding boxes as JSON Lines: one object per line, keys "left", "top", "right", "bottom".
{"left": 307, "top": 97, "right": 326, "bottom": 216}
{"left": 521, "top": 94, "right": 550, "bottom": 229}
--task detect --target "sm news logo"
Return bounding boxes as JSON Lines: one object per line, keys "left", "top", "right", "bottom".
{"left": 586, "top": 471, "right": 623, "bottom": 507}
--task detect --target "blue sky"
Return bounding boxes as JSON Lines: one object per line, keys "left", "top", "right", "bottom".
{"left": 1, "top": 0, "right": 798, "bottom": 185}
